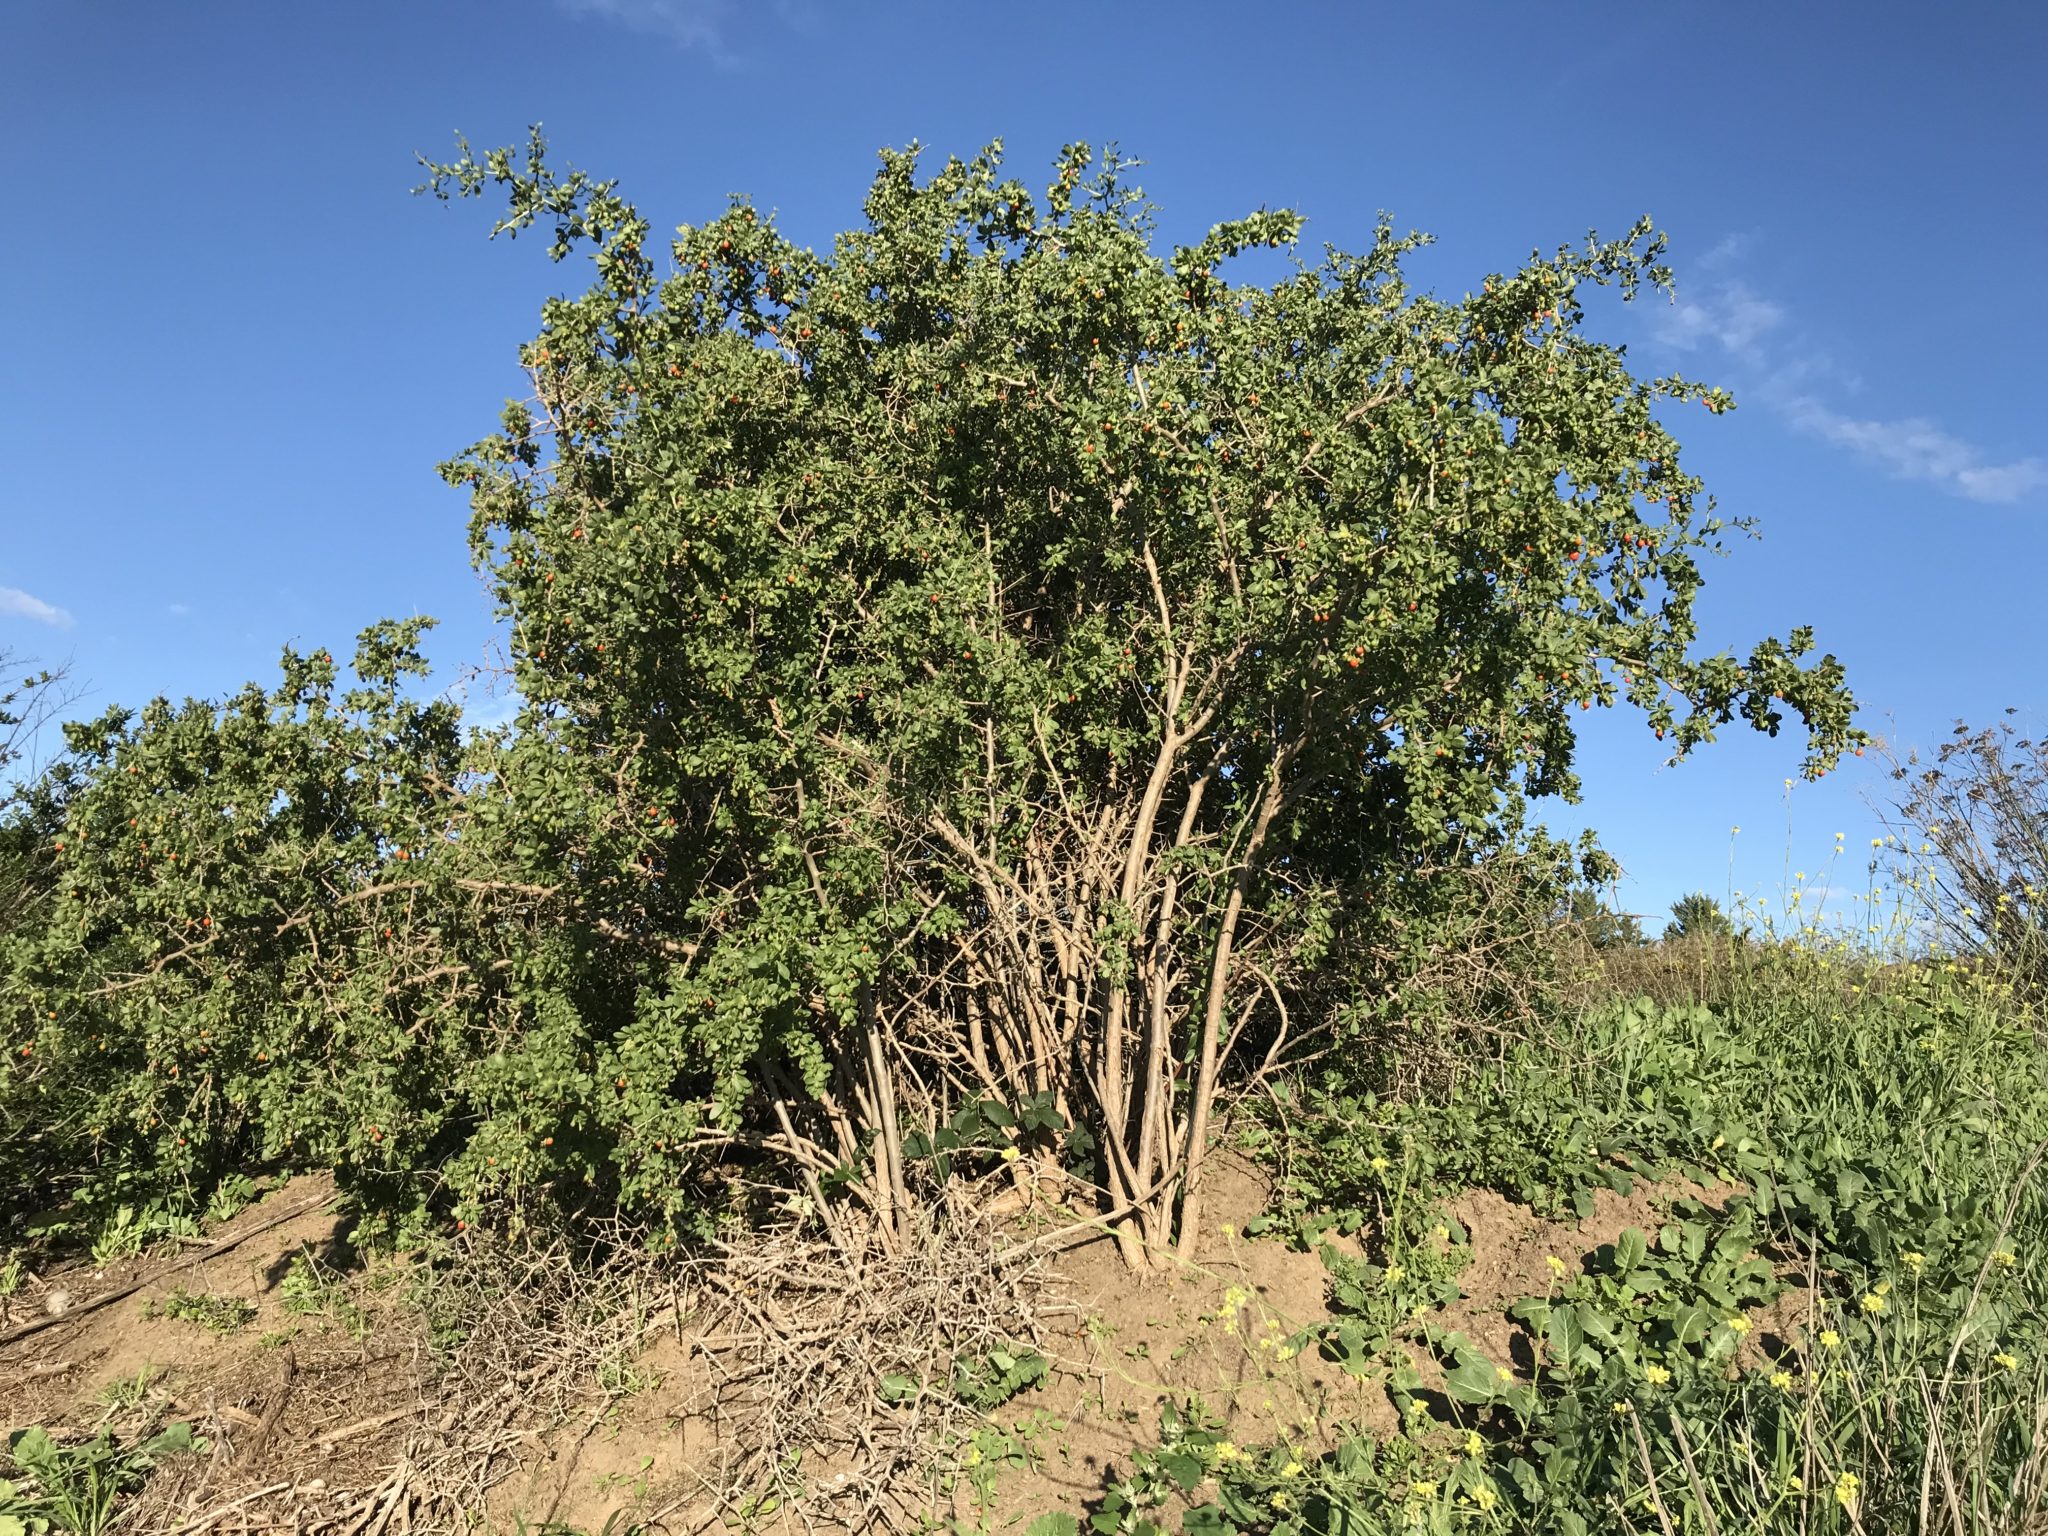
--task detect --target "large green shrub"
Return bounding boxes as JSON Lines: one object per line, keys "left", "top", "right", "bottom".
{"left": 412, "top": 131, "right": 1859, "bottom": 1263}
{"left": 1, "top": 624, "right": 518, "bottom": 1233}
{"left": 2, "top": 135, "right": 1865, "bottom": 1260}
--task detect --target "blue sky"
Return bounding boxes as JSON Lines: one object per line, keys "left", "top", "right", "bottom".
{"left": 3, "top": 0, "right": 2042, "bottom": 931}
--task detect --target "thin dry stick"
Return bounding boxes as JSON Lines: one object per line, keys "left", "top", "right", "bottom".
{"left": 168, "top": 1483, "right": 296, "bottom": 1536}
{"left": 1627, "top": 1410, "right": 1679, "bottom": 1536}
{"left": 1666, "top": 1409, "right": 1722, "bottom": 1536}
{"left": 314, "top": 1408, "right": 415, "bottom": 1450}
{"left": 237, "top": 1344, "right": 298, "bottom": 1469}
{"left": 1914, "top": 1371, "right": 1972, "bottom": 1536}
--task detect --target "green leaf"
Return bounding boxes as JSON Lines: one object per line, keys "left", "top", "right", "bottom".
{"left": 1444, "top": 1351, "right": 1502, "bottom": 1405}
{"left": 1615, "top": 1226, "right": 1647, "bottom": 1274}
{"left": 1157, "top": 1452, "right": 1203, "bottom": 1492}
{"left": 877, "top": 1372, "right": 916, "bottom": 1403}
{"left": 1322, "top": 1323, "right": 1376, "bottom": 1377}
{"left": 1669, "top": 1304, "right": 1715, "bottom": 1345}
{"left": 5, "top": 1429, "right": 58, "bottom": 1478}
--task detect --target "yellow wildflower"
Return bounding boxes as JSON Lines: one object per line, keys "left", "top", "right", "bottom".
{"left": 1544, "top": 1254, "right": 1567, "bottom": 1277}
{"left": 1409, "top": 1480, "right": 1438, "bottom": 1501}
{"left": 1384, "top": 1264, "right": 1405, "bottom": 1285}
{"left": 1819, "top": 1329, "right": 1841, "bottom": 1351}
{"left": 1269, "top": 1491, "right": 1291, "bottom": 1512}
{"left": 1610, "top": 1399, "right": 1633, "bottom": 1416}
{"left": 1281, "top": 1460, "right": 1303, "bottom": 1479}
{"left": 1369, "top": 1155, "right": 1391, "bottom": 1173}
{"left": 1770, "top": 1369, "right": 1794, "bottom": 1389}
{"left": 1644, "top": 1363, "right": 1672, "bottom": 1386}
{"left": 1995, "top": 1249, "right": 2017, "bottom": 1269}
{"left": 1465, "top": 1430, "right": 1484, "bottom": 1457}
{"left": 1994, "top": 1351, "right": 2019, "bottom": 1371}
{"left": 1861, "top": 1292, "right": 1886, "bottom": 1315}
{"left": 1472, "top": 1484, "right": 1499, "bottom": 1512}
{"left": 1834, "top": 1471, "right": 1860, "bottom": 1510}
{"left": 1728, "top": 1313, "right": 1753, "bottom": 1335}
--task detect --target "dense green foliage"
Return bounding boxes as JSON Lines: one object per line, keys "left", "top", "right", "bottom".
{"left": 410, "top": 130, "right": 1858, "bottom": 1258}
{"left": 3, "top": 133, "right": 1859, "bottom": 1261}
{"left": 1, "top": 624, "right": 523, "bottom": 1233}
{"left": 1087, "top": 964, "right": 2047, "bottom": 1534}
{"left": 1662, "top": 892, "right": 1733, "bottom": 943}
{"left": 1, "top": 655, "right": 68, "bottom": 948}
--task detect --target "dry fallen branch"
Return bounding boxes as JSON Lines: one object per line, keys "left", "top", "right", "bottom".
{"left": 0, "top": 1193, "right": 339, "bottom": 1350}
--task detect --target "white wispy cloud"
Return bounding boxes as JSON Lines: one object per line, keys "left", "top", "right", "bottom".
{"left": 1651, "top": 254, "right": 2041, "bottom": 505}
{"left": 1650, "top": 281, "right": 1785, "bottom": 362}
{"left": 0, "top": 586, "right": 73, "bottom": 629}
{"left": 167, "top": 602, "right": 191, "bottom": 618}
{"left": 1780, "top": 397, "right": 2048, "bottom": 504}
{"left": 1696, "top": 232, "right": 1754, "bottom": 272}
{"left": 557, "top": 0, "right": 732, "bottom": 52}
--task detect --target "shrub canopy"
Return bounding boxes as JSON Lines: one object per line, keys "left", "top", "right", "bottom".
{"left": 2, "top": 135, "right": 1860, "bottom": 1259}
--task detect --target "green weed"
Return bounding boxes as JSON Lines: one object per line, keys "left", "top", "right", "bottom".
{"left": 1085, "top": 970, "right": 2048, "bottom": 1533}
{"left": 1, "top": 1423, "right": 204, "bottom": 1536}
{"left": 95, "top": 1366, "right": 160, "bottom": 1414}
{"left": 276, "top": 1249, "right": 367, "bottom": 1335}
{"left": 151, "top": 1287, "right": 256, "bottom": 1335}
{"left": 203, "top": 1174, "right": 259, "bottom": 1227}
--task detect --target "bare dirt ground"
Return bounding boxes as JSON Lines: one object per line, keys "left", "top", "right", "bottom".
{"left": 2, "top": 1156, "right": 1764, "bottom": 1534}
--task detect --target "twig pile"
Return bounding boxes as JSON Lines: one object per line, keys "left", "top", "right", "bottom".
{"left": 651, "top": 1204, "right": 1053, "bottom": 1533}
{"left": 111, "top": 1203, "right": 1053, "bottom": 1533}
